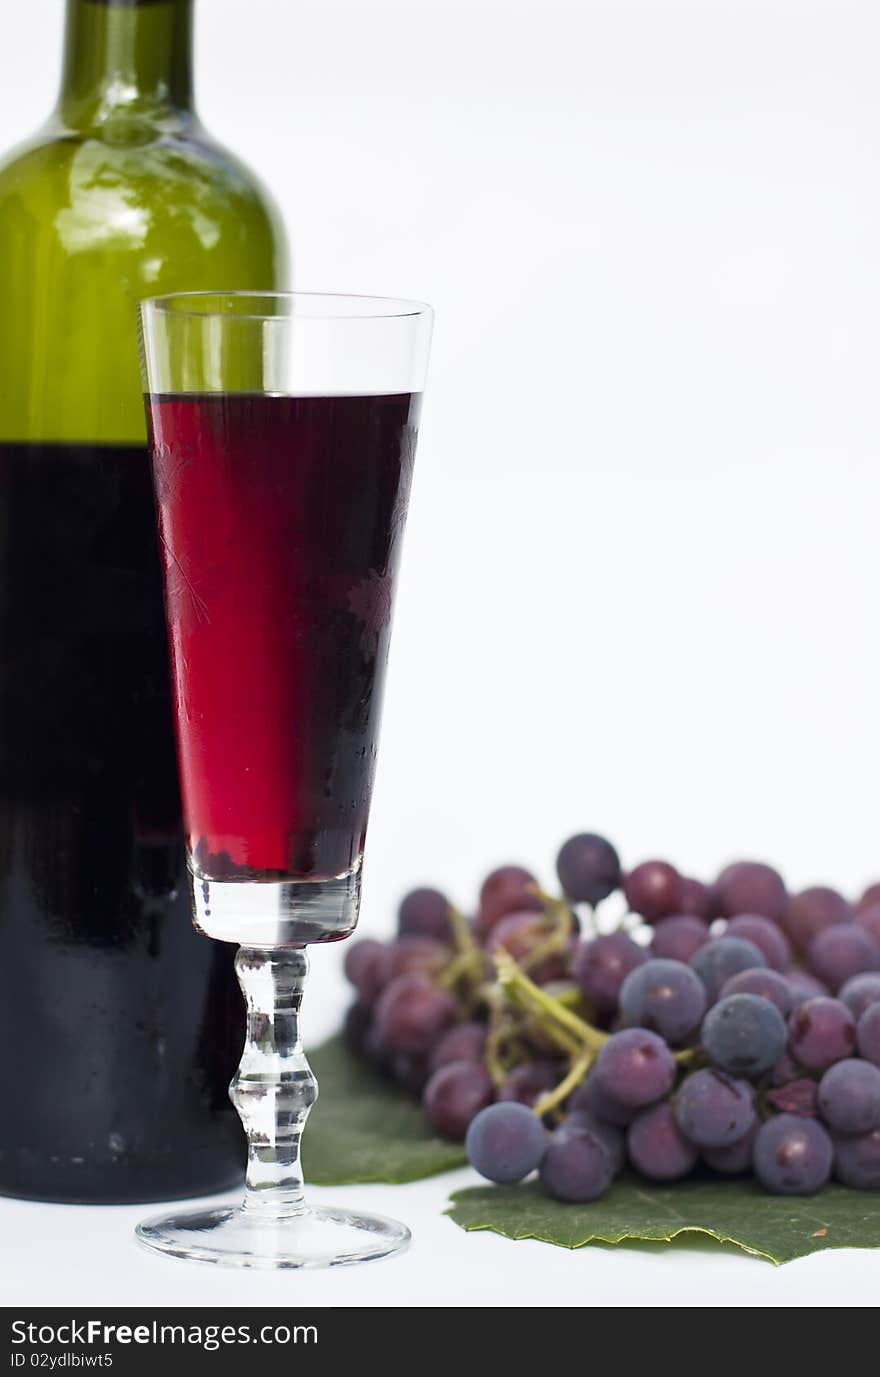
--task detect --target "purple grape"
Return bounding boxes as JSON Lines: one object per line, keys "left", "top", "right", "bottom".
{"left": 650, "top": 914, "right": 711, "bottom": 964}
{"left": 392, "top": 1052, "right": 430, "bottom": 1093}
{"left": 857, "top": 1003, "right": 880, "bottom": 1066}
{"left": 720, "top": 967, "right": 794, "bottom": 1017}
{"left": 840, "top": 973, "right": 880, "bottom": 1020}
{"left": 674, "top": 1069, "right": 755, "bottom": 1148}
{"left": 397, "top": 886, "right": 453, "bottom": 942}
{"left": 817, "top": 1058, "right": 880, "bottom": 1134}
{"left": 786, "top": 969, "right": 830, "bottom": 1003}
{"left": 714, "top": 861, "right": 787, "bottom": 923}
{"left": 833, "top": 1126, "right": 880, "bottom": 1188}
{"left": 555, "top": 832, "right": 621, "bottom": 906}
{"left": 623, "top": 860, "right": 684, "bottom": 923}
{"left": 569, "top": 1074, "right": 636, "bottom": 1128}
{"left": 374, "top": 974, "right": 457, "bottom": 1057}
{"left": 423, "top": 1060, "right": 494, "bottom": 1140}
{"left": 703, "top": 1123, "right": 758, "bottom": 1175}
{"left": 343, "top": 1000, "right": 373, "bottom": 1052}
{"left": 753, "top": 1114, "right": 832, "bottom": 1195}
{"left": 387, "top": 934, "right": 450, "bottom": 981}
{"left": 627, "top": 1102, "right": 698, "bottom": 1181}
{"left": 572, "top": 932, "right": 648, "bottom": 1014}
{"left": 428, "top": 1021, "right": 487, "bottom": 1074}
{"left": 561, "top": 1109, "right": 625, "bottom": 1174}
{"left": 702, "top": 993, "right": 787, "bottom": 1079}
{"left": 690, "top": 936, "right": 767, "bottom": 1002}
{"left": 539, "top": 1124, "right": 615, "bottom": 1202}
{"left": 788, "top": 997, "right": 857, "bottom": 1071}
{"left": 808, "top": 923, "right": 880, "bottom": 993}
{"left": 765, "top": 1078, "right": 819, "bottom": 1118}
{"left": 678, "top": 877, "right": 716, "bottom": 920}
{"left": 477, "top": 865, "right": 542, "bottom": 939}
{"left": 465, "top": 1102, "right": 547, "bottom": 1183}
{"left": 725, "top": 914, "right": 791, "bottom": 972}
{"left": 498, "top": 1060, "right": 561, "bottom": 1108}
{"left": 857, "top": 903, "right": 880, "bottom": 947}
{"left": 592, "top": 1028, "right": 676, "bottom": 1109}
{"left": 784, "top": 886, "right": 853, "bottom": 952}
{"left": 343, "top": 938, "right": 391, "bottom": 1005}
{"left": 857, "top": 883, "right": 880, "bottom": 913}
{"left": 618, "top": 958, "right": 707, "bottom": 1045}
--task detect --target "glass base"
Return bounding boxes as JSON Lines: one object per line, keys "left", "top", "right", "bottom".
{"left": 136, "top": 1202, "right": 411, "bottom": 1271}
{"left": 191, "top": 868, "right": 361, "bottom": 946}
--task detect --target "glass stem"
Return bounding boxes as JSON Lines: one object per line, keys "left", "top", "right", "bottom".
{"left": 230, "top": 946, "right": 317, "bottom": 1219}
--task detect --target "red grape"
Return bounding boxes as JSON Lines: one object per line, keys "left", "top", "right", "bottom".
{"left": 623, "top": 860, "right": 684, "bottom": 923}
{"left": 725, "top": 914, "right": 791, "bottom": 972}
{"left": 343, "top": 938, "right": 391, "bottom": 1005}
{"left": 374, "top": 974, "right": 457, "bottom": 1057}
{"left": 807, "top": 923, "right": 880, "bottom": 992}
{"left": 690, "top": 936, "right": 767, "bottom": 1002}
{"left": 555, "top": 833, "right": 621, "bottom": 906}
{"left": 465, "top": 1102, "right": 547, "bottom": 1183}
{"left": 423, "top": 1060, "right": 494, "bottom": 1140}
{"left": 498, "top": 1060, "right": 562, "bottom": 1108}
{"left": 857, "top": 903, "right": 880, "bottom": 947}
{"left": 572, "top": 932, "right": 647, "bottom": 1013}
{"left": 719, "top": 967, "right": 794, "bottom": 1017}
{"left": 476, "top": 865, "right": 542, "bottom": 939}
{"left": 677, "top": 877, "right": 717, "bottom": 920}
{"left": 753, "top": 1115, "right": 832, "bottom": 1194}
{"left": 650, "top": 914, "right": 711, "bottom": 963}
{"left": 833, "top": 1125, "right": 880, "bottom": 1188}
{"left": 387, "top": 934, "right": 450, "bottom": 981}
{"left": 627, "top": 1102, "right": 698, "bottom": 1181}
{"left": 397, "top": 886, "right": 453, "bottom": 942}
{"left": 674, "top": 1069, "right": 756, "bottom": 1148}
{"left": 839, "top": 973, "right": 880, "bottom": 1020}
{"left": 817, "top": 1058, "right": 880, "bottom": 1134}
{"left": 593, "top": 1028, "right": 676, "bottom": 1108}
{"left": 784, "top": 886, "right": 853, "bottom": 952}
{"left": 428, "top": 1021, "right": 488, "bottom": 1074}
{"left": 857, "top": 883, "right": 880, "bottom": 914}
{"left": 714, "top": 861, "right": 787, "bottom": 923}
{"left": 788, "top": 996, "right": 856, "bottom": 1071}
{"left": 540, "top": 1124, "right": 614, "bottom": 1202}
{"left": 857, "top": 1003, "right": 880, "bottom": 1066}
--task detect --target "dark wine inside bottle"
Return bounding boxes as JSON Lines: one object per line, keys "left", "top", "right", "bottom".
{"left": 0, "top": 440, "right": 244, "bottom": 1202}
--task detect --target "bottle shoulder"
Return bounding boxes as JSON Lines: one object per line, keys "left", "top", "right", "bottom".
{"left": 0, "top": 117, "right": 277, "bottom": 216}
{"left": 0, "top": 116, "right": 288, "bottom": 286}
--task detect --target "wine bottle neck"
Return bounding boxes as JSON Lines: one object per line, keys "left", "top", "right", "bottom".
{"left": 57, "top": 0, "right": 195, "bottom": 128}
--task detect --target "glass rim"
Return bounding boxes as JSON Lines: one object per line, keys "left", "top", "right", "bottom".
{"left": 140, "top": 290, "right": 433, "bottom": 323}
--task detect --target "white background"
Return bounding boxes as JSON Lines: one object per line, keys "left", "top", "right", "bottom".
{"left": 1, "top": 0, "right": 880, "bottom": 1308}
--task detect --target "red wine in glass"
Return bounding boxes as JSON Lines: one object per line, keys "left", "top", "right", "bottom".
{"left": 149, "top": 391, "right": 419, "bottom": 939}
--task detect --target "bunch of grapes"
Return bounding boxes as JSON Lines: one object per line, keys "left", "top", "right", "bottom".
{"left": 342, "top": 836, "right": 880, "bottom": 1202}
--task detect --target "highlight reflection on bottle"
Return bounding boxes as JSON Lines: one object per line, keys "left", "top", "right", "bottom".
{"left": 149, "top": 391, "right": 419, "bottom": 909}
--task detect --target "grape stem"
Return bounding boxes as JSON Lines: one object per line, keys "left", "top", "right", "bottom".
{"left": 494, "top": 952, "right": 608, "bottom": 1056}
{"left": 439, "top": 906, "right": 488, "bottom": 1005}
{"left": 533, "top": 1047, "right": 595, "bottom": 1119}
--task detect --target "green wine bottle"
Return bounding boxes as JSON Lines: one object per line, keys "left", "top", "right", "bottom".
{"left": 0, "top": 0, "right": 287, "bottom": 1202}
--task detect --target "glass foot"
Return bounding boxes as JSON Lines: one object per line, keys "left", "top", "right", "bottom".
{"left": 136, "top": 1202, "right": 411, "bottom": 1271}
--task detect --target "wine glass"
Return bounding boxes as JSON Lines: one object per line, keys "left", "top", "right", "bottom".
{"left": 135, "top": 291, "right": 432, "bottom": 1268}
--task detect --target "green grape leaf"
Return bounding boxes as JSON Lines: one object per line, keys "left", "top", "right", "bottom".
{"left": 303, "top": 1036, "right": 466, "bottom": 1185}
{"left": 446, "top": 1177, "right": 880, "bottom": 1265}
